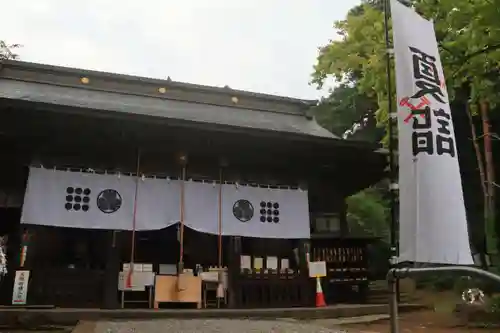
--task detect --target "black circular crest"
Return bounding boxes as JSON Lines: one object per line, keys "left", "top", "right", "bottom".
{"left": 233, "top": 199, "right": 254, "bottom": 222}
{"left": 97, "top": 189, "right": 122, "bottom": 214}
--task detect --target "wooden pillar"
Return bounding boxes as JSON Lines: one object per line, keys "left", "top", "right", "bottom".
{"left": 297, "top": 239, "right": 313, "bottom": 306}
{"left": 102, "top": 230, "right": 120, "bottom": 309}
{"left": 1, "top": 223, "right": 20, "bottom": 305}
{"left": 339, "top": 199, "right": 349, "bottom": 236}
{"left": 227, "top": 236, "right": 241, "bottom": 308}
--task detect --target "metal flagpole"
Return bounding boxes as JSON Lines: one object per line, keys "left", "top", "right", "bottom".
{"left": 383, "top": 0, "right": 399, "bottom": 280}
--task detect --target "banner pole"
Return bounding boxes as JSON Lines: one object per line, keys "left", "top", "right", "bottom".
{"left": 126, "top": 148, "right": 141, "bottom": 288}
{"left": 218, "top": 168, "right": 223, "bottom": 268}
{"left": 179, "top": 164, "right": 186, "bottom": 272}
{"left": 383, "top": 0, "right": 401, "bottom": 302}
{"left": 384, "top": 0, "right": 398, "bottom": 268}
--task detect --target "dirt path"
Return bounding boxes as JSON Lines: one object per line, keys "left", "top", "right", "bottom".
{"left": 341, "top": 311, "right": 500, "bottom": 333}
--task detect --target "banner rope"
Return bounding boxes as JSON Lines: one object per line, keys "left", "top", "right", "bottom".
{"left": 28, "top": 165, "right": 300, "bottom": 190}
{"left": 126, "top": 149, "right": 141, "bottom": 289}
{"left": 218, "top": 168, "right": 223, "bottom": 268}
{"left": 179, "top": 165, "right": 186, "bottom": 271}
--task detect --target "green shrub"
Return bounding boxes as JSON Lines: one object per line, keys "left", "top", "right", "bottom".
{"left": 489, "top": 295, "right": 500, "bottom": 313}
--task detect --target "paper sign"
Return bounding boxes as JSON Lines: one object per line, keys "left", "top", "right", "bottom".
{"left": 142, "top": 263, "right": 153, "bottom": 272}
{"left": 240, "top": 255, "right": 251, "bottom": 269}
{"left": 266, "top": 256, "right": 278, "bottom": 270}
{"left": 118, "top": 271, "right": 155, "bottom": 291}
{"left": 308, "top": 261, "right": 327, "bottom": 278}
{"left": 12, "top": 270, "right": 30, "bottom": 305}
{"left": 254, "top": 257, "right": 263, "bottom": 270}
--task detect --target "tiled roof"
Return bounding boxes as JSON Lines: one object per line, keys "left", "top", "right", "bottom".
{"left": 0, "top": 60, "right": 338, "bottom": 139}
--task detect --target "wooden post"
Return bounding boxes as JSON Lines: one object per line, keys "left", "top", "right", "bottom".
{"left": 227, "top": 236, "right": 241, "bottom": 308}
{"left": 1, "top": 223, "right": 21, "bottom": 305}
{"left": 339, "top": 199, "right": 349, "bottom": 236}
{"left": 298, "top": 239, "right": 313, "bottom": 306}
{"left": 102, "top": 230, "right": 120, "bottom": 309}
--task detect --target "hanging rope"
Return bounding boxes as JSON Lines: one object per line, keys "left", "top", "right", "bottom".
{"left": 126, "top": 149, "right": 141, "bottom": 288}
{"left": 178, "top": 164, "right": 186, "bottom": 271}
{"left": 218, "top": 168, "right": 223, "bottom": 268}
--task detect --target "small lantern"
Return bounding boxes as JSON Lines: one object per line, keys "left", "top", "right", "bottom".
{"left": 158, "top": 87, "right": 167, "bottom": 94}
{"left": 80, "top": 77, "right": 90, "bottom": 84}
{"left": 231, "top": 96, "right": 239, "bottom": 104}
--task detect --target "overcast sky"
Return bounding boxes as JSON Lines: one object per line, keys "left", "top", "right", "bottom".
{"left": 1, "top": 0, "right": 360, "bottom": 100}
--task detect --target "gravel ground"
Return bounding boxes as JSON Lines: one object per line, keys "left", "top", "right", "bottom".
{"left": 94, "top": 319, "right": 351, "bottom": 333}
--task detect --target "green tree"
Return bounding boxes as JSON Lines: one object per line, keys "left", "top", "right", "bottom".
{"left": 346, "top": 186, "right": 390, "bottom": 239}
{"left": 313, "top": 83, "right": 383, "bottom": 142}
{"left": 312, "top": 0, "right": 500, "bottom": 135}
{"left": 312, "top": 0, "right": 500, "bottom": 260}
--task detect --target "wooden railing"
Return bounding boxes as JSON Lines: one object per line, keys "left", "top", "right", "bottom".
{"left": 28, "top": 268, "right": 105, "bottom": 308}
{"left": 231, "top": 271, "right": 313, "bottom": 308}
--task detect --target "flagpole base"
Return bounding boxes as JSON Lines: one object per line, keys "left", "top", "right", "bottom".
{"left": 387, "top": 266, "right": 500, "bottom": 333}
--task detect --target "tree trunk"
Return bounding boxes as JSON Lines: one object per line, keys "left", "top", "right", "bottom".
{"left": 480, "top": 100, "right": 496, "bottom": 263}
{"left": 465, "top": 102, "right": 489, "bottom": 269}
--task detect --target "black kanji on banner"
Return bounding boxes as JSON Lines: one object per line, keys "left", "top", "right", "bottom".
{"left": 410, "top": 106, "right": 456, "bottom": 157}
{"left": 259, "top": 201, "right": 280, "bottom": 223}
{"left": 433, "top": 108, "right": 455, "bottom": 157}
{"left": 411, "top": 106, "right": 434, "bottom": 156}
{"left": 65, "top": 186, "right": 91, "bottom": 211}
{"left": 409, "top": 46, "right": 446, "bottom": 103}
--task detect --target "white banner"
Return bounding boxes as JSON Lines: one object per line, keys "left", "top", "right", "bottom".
{"left": 391, "top": 0, "right": 473, "bottom": 265}
{"left": 135, "top": 177, "right": 181, "bottom": 230}
{"left": 22, "top": 168, "right": 310, "bottom": 238}
{"left": 21, "top": 168, "right": 180, "bottom": 230}
{"left": 12, "top": 270, "right": 30, "bottom": 305}
{"left": 184, "top": 181, "right": 310, "bottom": 239}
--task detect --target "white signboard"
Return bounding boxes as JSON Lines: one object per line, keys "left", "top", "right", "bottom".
{"left": 308, "top": 261, "right": 327, "bottom": 278}
{"left": 391, "top": 0, "right": 473, "bottom": 265}
{"left": 12, "top": 270, "right": 30, "bottom": 305}
{"left": 118, "top": 271, "right": 155, "bottom": 291}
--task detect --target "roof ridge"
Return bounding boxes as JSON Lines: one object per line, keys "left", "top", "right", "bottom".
{"left": 1, "top": 60, "right": 318, "bottom": 107}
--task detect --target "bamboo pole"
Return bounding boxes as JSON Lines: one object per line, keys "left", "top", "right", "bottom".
{"left": 126, "top": 149, "right": 141, "bottom": 288}
{"left": 218, "top": 168, "right": 223, "bottom": 268}
{"left": 179, "top": 164, "right": 186, "bottom": 271}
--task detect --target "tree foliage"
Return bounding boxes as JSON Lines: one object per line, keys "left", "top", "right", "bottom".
{"left": 346, "top": 186, "right": 390, "bottom": 239}
{"left": 311, "top": 0, "right": 500, "bottom": 255}
{"left": 313, "top": 83, "right": 383, "bottom": 141}
{"left": 312, "top": 0, "right": 500, "bottom": 134}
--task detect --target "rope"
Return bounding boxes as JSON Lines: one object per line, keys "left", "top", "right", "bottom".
{"left": 179, "top": 165, "right": 186, "bottom": 269}
{"left": 218, "top": 168, "right": 223, "bottom": 268}
{"left": 126, "top": 149, "right": 141, "bottom": 288}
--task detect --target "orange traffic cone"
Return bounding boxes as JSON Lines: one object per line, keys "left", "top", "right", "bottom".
{"left": 315, "top": 276, "right": 327, "bottom": 307}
